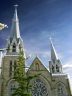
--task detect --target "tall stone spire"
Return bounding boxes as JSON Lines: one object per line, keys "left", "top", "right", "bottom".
{"left": 49, "top": 38, "right": 63, "bottom": 74}
{"left": 10, "top": 4, "right": 20, "bottom": 39}
{"left": 50, "top": 38, "right": 58, "bottom": 62}
{"left": 6, "top": 5, "right": 25, "bottom": 57}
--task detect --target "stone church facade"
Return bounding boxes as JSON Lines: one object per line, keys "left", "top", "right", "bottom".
{"left": 0, "top": 6, "right": 71, "bottom": 96}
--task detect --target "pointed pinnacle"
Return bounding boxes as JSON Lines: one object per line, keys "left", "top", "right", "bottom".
{"left": 49, "top": 37, "right": 58, "bottom": 60}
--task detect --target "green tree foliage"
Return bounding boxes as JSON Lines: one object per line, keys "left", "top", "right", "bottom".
{"left": 12, "top": 50, "right": 38, "bottom": 96}
{"left": 12, "top": 50, "right": 31, "bottom": 96}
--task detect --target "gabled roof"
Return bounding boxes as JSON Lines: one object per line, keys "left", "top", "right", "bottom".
{"left": 27, "top": 56, "right": 49, "bottom": 72}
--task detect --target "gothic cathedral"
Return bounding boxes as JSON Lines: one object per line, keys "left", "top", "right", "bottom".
{"left": 0, "top": 6, "right": 71, "bottom": 96}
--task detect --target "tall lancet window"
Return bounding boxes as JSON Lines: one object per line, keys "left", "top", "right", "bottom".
{"left": 14, "top": 60, "right": 17, "bottom": 76}
{"left": 14, "top": 60, "right": 17, "bottom": 71}
{"left": 52, "top": 65, "right": 54, "bottom": 73}
{"left": 56, "top": 65, "right": 59, "bottom": 72}
{"left": 10, "top": 84, "right": 15, "bottom": 95}
{"left": 12, "top": 43, "right": 16, "bottom": 52}
{"left": 9, "top": 60, "right": 12, "bottom": 77}
{"left": 57, "top": 84, "right": 64, "bottom": 96}
{"left": 8, "top": 80, "right": 18, "bottom": 96}
{"left": 56, "top": 83, "right": 68, "bottom": 96}
{"left": 36, "top": 63, "right": 39, "bottom": 70}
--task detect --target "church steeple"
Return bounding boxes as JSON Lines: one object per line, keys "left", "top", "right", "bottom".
{"left": 49, "top": 38, "right": 63, "bottom": 74}
{"left": 10, "top": 5, "right": 20, "bottom": 39}
{"left": 50, "top": 38, "right": 58, "bottom": 62}
{"left": 6, "top": 5, "right": 25, "bottom": 57}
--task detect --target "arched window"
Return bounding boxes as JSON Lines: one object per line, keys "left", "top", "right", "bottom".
{"left": 12, "top": 43, "right": 16, "bottom": 52}
{"left": 10, "top": 84, "right": 15, "bottom": 94}
{"left": 8, "top": 80, "right": 18, "bottom": 96}
{"left": 52, "top": 65, "right": 54, "bottom": 73}
{"left": 58, "top": 84, "right": 63, "bottom": 95}
{"left": 36, "top": 63, "right": 39, "bottom": 70}
{"left": 32, "top": 78, "right": 49, "bottom": 96}
{"left": 14, "top": 60, "right": 17, "bottom": 76}
{"left": 14, "top": 60, "right": 17, "bottom": 71}
{"left": 56, "top": 65, "right": 59, "bottom": 72}
{"left": 57, "top": 83, "right": 68, "bottom": 96}
{"left": 9, "top": 60, "right": 12, "bottom": 77}
{"left": 19, "top": 44, "right": 22, "bottom": 51}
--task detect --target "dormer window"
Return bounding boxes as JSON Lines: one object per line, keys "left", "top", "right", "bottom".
{"left": 12, "top": 43, "right": 16, "bottom": 52}
{"left": 36, "top": 63, "right": 39, "bottom": 70}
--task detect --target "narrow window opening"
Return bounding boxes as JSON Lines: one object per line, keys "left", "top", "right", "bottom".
{"left": 56, "top": 65, "right": 59, "bottom": 72}
{"left": 36, "top": 63, "right": 39, "bottom": 70}
{"left": 12, "top": 43, "right": 16, "bottom": 52}
{"left": 57, "top": 84, "right": 64, "bottom": 96}
{"left": 14, "top": 60, "right": 17, "bottom": 76}
{"left": 9, "top": 60, "right": 12, "bottom": 77}
{"left": 52, "top": 65, "right": 54, "bottom": 73}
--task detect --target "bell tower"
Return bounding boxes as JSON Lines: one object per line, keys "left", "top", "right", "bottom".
{"left": 0, "top": 5, "right": 26, "bottom": 96}
{"left": 49, "top": 38, "right": 63, "bottom": 74}
{"left": 6, "top": 5, "right": 25, "bottom": 56}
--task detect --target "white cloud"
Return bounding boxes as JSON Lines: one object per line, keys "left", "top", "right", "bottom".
{"left": 63, "top": 64, "right": 72, "bottom": 68}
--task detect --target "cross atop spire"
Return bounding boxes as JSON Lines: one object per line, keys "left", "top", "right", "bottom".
{"left": 14, "top": 4, "right": 18, "bottom": 8}
{"left": 49, "top": 37, "right": 58, "bottom": 62}
{"left": 13, "top": 4, "right": 18, "bottom": 21}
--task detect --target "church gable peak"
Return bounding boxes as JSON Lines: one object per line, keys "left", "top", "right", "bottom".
{"left": 28, "top": 56, "right": 48, "bottom": 72}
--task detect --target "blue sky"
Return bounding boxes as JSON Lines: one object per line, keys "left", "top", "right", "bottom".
{"left": 0, "top": 0, "right": 72, "bottom": 90}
